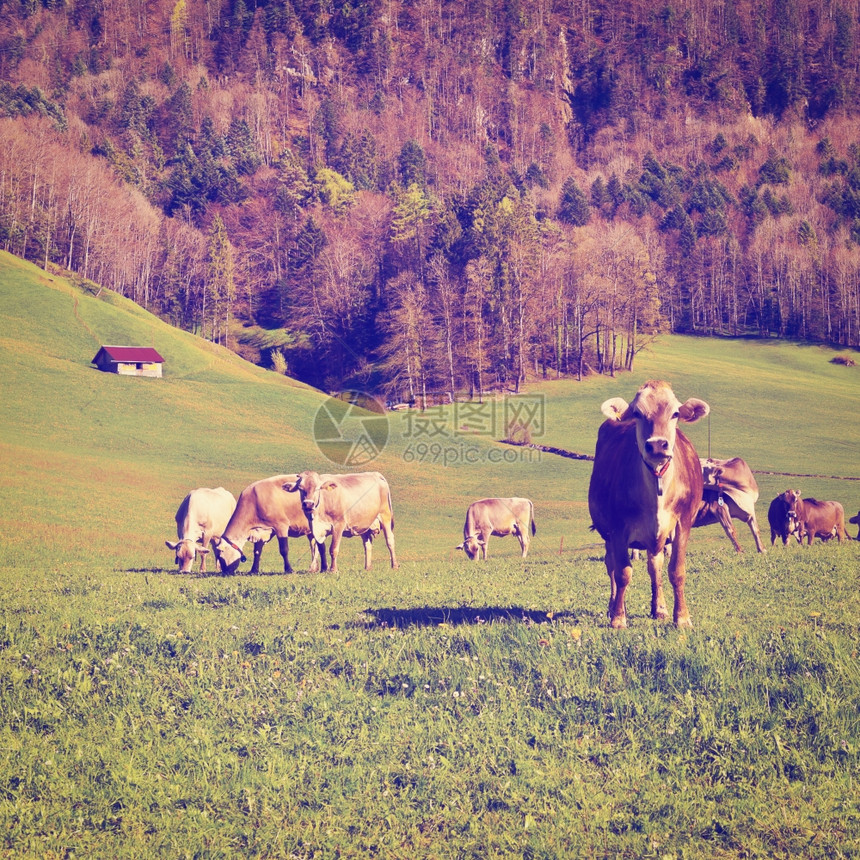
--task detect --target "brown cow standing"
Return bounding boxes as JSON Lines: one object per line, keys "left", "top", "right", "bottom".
{"left": 695, "top": 458, "right": 766, "bottom": 553}
{"left": 285, "top": 471, "right": 397, "bottom": 573}
{"left": 211, "top": 475, "right": 326, "bottom": 574}
{"left": 588, "top": 380, "right": 709, "bottom": 629}
{"left": 783, "top": 490, "right": 848, "bottom": 544}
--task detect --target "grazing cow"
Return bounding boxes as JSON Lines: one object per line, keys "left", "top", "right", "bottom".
{"left": 695, "top": 458, "right": 766, "bottom": 553}
{"left": 783, "top": 491, "right": 848, "bottom": 544}
{"left": 455, "top": 498, "right": 536, "bottom": 560}
{"left": 850, "top": 511, "right": 860, "bottom": 540}
{"left": 212, "top": 475, "right": 326, "bottom": 575}
{"left": 165, "top": 487, "right": 236, "bottom": 573}
{"left": 588, "top": 380, "right": 709, "bottom": 628}
{"left": 285, "top": 471, "right": 397, "bottom": 573}
{"left": 767, "top": 491, "right": 802, "bottom": 546}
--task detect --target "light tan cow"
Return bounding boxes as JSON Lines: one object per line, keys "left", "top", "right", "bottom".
{"left": 285, "top": 471, "right": 397, "bottom": 573}
{"left": 165, "top": 487, "right": 236, "bottom": 573}
{"left": 455, "top": 498, "right": 536, "bottom": 560}
{"left": 696, "top": 457, "right": 766, "bottom": 553}
{"left": 588, "top": 380, "right": 709, "bottom": 629}
{"left": 211, "top": 475, "right": 325, "bottom": 575}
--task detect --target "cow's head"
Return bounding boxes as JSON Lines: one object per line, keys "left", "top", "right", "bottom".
{"left": 284, "top": 471, "right": 335, "bottom": 516}
{"left": 781, "top": 489, "right": 802, "bottom": 532}
{"left": 849, "top": 511, "right": 860, "bottom": 526}
{"left": 601, "top": 380, "right": 709, "bottom": 476}
{"left": 455, "top": 533, "right": 484, "bottom": 560}
{"left": 165, "top": 538, "right": 208, "bottom": 573}
{"left": 211, "top": 535, "right": 246, "bottom": 574}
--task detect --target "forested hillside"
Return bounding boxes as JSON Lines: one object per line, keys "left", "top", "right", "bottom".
{"left": 1, "top": 0, "right": 859, "bottom": 397}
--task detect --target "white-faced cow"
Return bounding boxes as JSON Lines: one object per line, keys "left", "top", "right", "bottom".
{"left": 285, "top": 471, "right": 397, "bottom": 573}
{"left": 455, "top": 498, "right": 536, "bottom": 560}
{"left": 211, "top": 475, "right": 326, "bottom": 575}
{"left": 165, "top": 487, "right": 236, "bottom": 573}
{"left": 783, "top": 490, "right": 848, "bottom": 544}
{"left": 588, "top": 380, "right": 709, "bottom": 628}
{"left": 695, "top": 457, "right": 766, "bottom": 553}
{"left": 850, "top": 511, "right": 860, "bottom": 540}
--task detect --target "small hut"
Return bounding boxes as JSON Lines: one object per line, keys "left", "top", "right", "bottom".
{"left": 92, "top": 345, "right": 164, "bottom": 378}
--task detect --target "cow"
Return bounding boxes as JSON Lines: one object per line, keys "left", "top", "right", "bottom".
{"left": 284, "top": 471, "right": 397, "bottom": 573}
{"left": 211, "top": 475, "right": 326, "bottom": 575}
{"left": 850, "top": 511, "right": 860, "bottom": 540}
{"left": 165, "top": 487, "right": 236, "bottom": 573}
{"left": 588, "top": 380, "right": 709, "bottom": 629}
{"left": 455, "top": 498, "right": 536, "bottom": 560}
{"left": 695, "top": 457, "right": 766, "bottom": 553}
{"left": 783, "top": 491, "right": 848, "bottom": 544}
{"left": 767, "top": 491, "right": 802, "bottom": 546}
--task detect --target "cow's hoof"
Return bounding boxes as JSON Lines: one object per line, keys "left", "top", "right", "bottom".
{"left": 609, "top": 616, "right": 628, "bottom": 629}
{"left": 675, "top": 616, "right": 693, "bottom": 629}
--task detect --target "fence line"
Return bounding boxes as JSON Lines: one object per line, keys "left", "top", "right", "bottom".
{"left": 501, "top": 441, "right": 860, "bottom": 482}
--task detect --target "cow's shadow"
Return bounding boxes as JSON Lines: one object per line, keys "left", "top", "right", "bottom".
{"left": 354, "top": 605, "right": 588, "bottom": 629}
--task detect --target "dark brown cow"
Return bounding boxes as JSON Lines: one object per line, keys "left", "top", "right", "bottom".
{"left": 767, "top": 491, "right": 802, "bottom": 546}
{"left": 285, "top": 471, "right": 397, "bottom": 573}
{"left": 455, "top": 498, "right": 536, "bottom": 560}
{"left": 588, "top": 380, "right": 709, "bottom": 629}
{"left": 784, "top": 491, "right": 848, "bottom": 544}
{"left": 695, "top": 458, "right": 766, "bottom": 553}
{"left": 211, "top": 475, "right": 326, "bottom": 574}
{"left": 850, "top": 511, "right": 860, "bottom": 540}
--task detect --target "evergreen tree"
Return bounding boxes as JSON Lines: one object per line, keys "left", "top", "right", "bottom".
{"left": 558, "top": 177, "right": 591, "bottom": 226}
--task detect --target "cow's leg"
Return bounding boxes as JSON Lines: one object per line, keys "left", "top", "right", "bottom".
{"left": 328, "top": 526, "right": 344, "bottom": 572}
{"left": 307, "top": 536, "right": 321, "bottom": 573}
{"left": 250, "top": 540, "right": 264, "bottom": 573}
{"left": 379, "top": 516, "right": 398, "bottom": 568}
{"left": 515, "top": 523, "right": 529, "bottom": 558}
{"left": 198, "top": 548, "right": 205, "bottom": 574}
{"left": 603, "top": 546, "right": 617, "bottom": 618}
{"left": 647, "top": 550, "right": 669, "bottom": 621}
{"left": 317, "top": 540, "right": 328, "bottom": 571}
{"left": 607, "top": 540, "right": 632, "bottom": 629}
{"left": 746, "top": 516, "right": 766, "bottom": 553}
{"left": 362, "top": 533, "right": 373, "bottom": 570}
{"left": 277, "top": 535, "right": 293, "bottom": 574}
{"left": 716, "top": 503, "right": 743, "bottom": 553}
{"left": 667, "top": 529, "right": 692, "bottom": 628}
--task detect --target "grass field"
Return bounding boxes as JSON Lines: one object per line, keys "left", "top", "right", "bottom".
{"left": 1, "top": 251, "right": 859, "bottom": 858}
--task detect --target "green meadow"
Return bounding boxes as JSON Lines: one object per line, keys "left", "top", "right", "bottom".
{"left": 1, "top": 250, "right": 859, "bottom": 858}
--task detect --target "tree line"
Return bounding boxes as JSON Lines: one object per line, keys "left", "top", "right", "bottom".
{"left": 1, "top": 0, "right": 859, "bottom": 398}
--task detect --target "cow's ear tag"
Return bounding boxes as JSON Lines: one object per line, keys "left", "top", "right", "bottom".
{"left": 718, "top": 495, "right": 725, "bottom": 507}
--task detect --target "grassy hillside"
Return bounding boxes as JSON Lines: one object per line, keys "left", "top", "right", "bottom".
{"left": 1, "top": 253, "right": 860, "bottom": 858}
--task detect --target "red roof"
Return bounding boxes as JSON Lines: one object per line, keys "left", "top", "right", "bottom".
{"left": 92, "top": 345, "right": 164, "bottom": 364}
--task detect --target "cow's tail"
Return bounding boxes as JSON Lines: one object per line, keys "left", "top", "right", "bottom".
{"left": 388, "top": 486, "right": 395, "bottom": 532}
{"left": 530, "top": 499, "right": 537, "bottom": 535}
